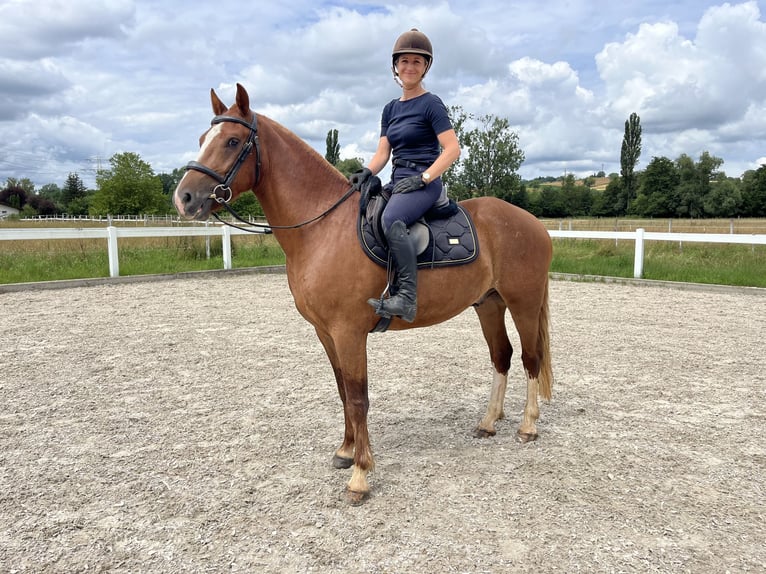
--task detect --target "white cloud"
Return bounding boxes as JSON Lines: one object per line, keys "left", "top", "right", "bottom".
{"left": 1, "top": 1, "right": 766, "bottom": 188}
{"left": 588, "top": 1, "right": 766, "bottom": 177}
{"left": 596, "top": 2, "right": 766, "bottom": 130}
{"left": 0, "top": 0, "right": 135, "bottom": 60}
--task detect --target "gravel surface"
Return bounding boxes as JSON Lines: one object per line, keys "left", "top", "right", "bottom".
{"left": 1, "top": 273, "right": 764, "bottom": 573}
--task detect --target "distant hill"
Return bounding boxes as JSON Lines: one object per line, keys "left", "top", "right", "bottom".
{"left": 537, "top": 176, "right": 612, "bottom": 191}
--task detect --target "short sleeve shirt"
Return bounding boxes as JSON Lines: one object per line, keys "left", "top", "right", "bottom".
{"left": 380, "top": 92, "right": 452, "bottom": 165}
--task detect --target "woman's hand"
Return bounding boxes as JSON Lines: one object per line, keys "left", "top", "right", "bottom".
{"left": 348, "top": 168, "right": 372, "bottom": 190}
{"left": 392, "top": 174, "right": 425, "bottom": 194}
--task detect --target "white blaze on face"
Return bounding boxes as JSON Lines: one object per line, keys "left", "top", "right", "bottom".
{"left": 198, "top": 123, "right": 224, "bottom": 159}
{"left": 175, "top": 123, "right": 224, "bottom": 191}
{"left": 174, "top": 123, "right": 225, "bottom": 215}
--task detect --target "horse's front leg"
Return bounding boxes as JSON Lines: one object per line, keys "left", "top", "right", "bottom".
{"left": 343, "top": 374, "right": 373, "bottom": 503}
{"left": 335, "top": 332, "right": 374, "bottom": 503}
{"left": 314, "top": 328, "right": 355, "bottom": 468}
{"left": 330, "top": 363, "right": 356, "bottom": 469}
{"left": 316, "top": 327, "right": 374, "bottom": 503}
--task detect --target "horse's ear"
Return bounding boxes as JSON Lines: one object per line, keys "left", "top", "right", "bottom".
{"left": 235, "top": 83, "right": 250, "bottom": 116}
{"left": 210, "top": 88, "right": 227, "bottom": 116}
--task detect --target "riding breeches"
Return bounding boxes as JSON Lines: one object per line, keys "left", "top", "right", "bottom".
{"left": 381, "top": 166, "right": 443, "bottom": 233}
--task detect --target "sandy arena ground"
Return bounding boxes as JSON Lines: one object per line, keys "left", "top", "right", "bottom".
{"left": 1, "top": 272, "right": 764, "bottom": 573}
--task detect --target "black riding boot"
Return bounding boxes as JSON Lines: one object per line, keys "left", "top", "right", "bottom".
{"left": 368, "top": 220, "right": 418, "bottom": 322}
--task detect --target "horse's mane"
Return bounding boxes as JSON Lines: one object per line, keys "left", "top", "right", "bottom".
{"left": 261, "top": 115, "right": 348, "bottom": 184}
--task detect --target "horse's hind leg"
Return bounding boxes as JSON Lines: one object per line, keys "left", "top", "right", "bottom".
{"left": 473, "top": 291, "right": 513, "bottom": 438}
{"left": 506, "top": 279, "right": 553, "bottom": 443}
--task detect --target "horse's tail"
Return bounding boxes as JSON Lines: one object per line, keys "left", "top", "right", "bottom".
{"left": 537, "top": 276, "right": 554, "bottom": 401}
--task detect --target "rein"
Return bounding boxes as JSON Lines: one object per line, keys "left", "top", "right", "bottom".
{"left": 186, "top": 113, "right": 356, "bottom": 235}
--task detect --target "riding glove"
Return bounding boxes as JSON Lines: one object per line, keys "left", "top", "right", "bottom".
{"left": 392, "top": 174, "right": 426, "bottom": 194}
{"left": 349, "top": 168, "right": 372, "bottom": 190}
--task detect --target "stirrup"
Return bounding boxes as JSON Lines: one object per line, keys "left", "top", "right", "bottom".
{"left": 368, "top": 296, "right": 416, "bottom": 322}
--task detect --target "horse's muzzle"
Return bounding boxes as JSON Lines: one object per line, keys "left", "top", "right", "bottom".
{"left": 174, "top": 187, "right": 212, "bottom": 221}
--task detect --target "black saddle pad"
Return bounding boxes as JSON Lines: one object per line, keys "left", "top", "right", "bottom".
{"left": 357, "top": 190, "right": 480, "bottom": 269}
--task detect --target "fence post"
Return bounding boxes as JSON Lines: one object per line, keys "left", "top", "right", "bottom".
{"left": 107, "top": 226, "right": 120, "bottom": 277}
{"left": 634, "top": 228, "right": 645, "bottom": 278}
{"left": 222, "top": 226, "right": 232, "bottom": 270}
{"left": 205, "top": 221, "right": 211, "bottom": 259}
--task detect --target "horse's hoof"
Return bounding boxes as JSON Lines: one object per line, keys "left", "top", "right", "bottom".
{"left": 345, "top": 488, "right": 369, "bottom": 506}
{"left": 473, "top": 427, "right": 496, "bottom": 439}
{"left": 516, "top": 430, "right": 538, "bottom": 443}
{"left": 332, "top": 454, "right": 354, "bottom": 469}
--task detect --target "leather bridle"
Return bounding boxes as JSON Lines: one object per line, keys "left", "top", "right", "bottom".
{"left": 185, "top": 114, "right": 262, "bottom": 204}
{"left": 184, "top": 112, "right": 356, "bottom": 234}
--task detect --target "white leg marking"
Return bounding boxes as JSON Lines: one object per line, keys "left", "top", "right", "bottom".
{"left": 520, "top": 376, "right": 540, "bottom": 435}
{"left": 348, "top": 465, "right": 369, "bottom": 494}
{"left": 479, "top": 370, "right": 508, "bottom": 432}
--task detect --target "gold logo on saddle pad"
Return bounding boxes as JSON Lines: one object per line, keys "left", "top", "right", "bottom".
{"left": 448, "top": 237, "right": 460, "bottom": 245}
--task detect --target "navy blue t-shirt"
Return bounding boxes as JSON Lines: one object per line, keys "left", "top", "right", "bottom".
{"left": 380, "top": 92, "right": 452, "bottom": 165}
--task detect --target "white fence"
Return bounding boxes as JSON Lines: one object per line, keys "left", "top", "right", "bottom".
{"left": 548, "top": 229, "right": 766, "bottom": 278}
{"left": 0, "top": 224, "right": 254, "bottom": 278}
{"left": 1, "top": 224, "right": 765, "bottom": 279}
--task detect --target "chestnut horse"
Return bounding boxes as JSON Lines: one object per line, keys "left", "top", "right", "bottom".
{"left": 173, "top": 84, "right": 553, "bottom": 504}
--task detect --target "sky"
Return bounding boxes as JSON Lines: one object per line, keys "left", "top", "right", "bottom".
{"left": 1, "top": 0, "right": 766, "bottom": 190}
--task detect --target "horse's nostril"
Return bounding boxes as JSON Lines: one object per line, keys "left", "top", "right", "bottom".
{"left": 182, "top": 192, "right": 192, "bottom": 204}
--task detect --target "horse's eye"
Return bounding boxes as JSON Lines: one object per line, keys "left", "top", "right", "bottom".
{"left": 227, "top": 138, "right": 240, "bottom": 148}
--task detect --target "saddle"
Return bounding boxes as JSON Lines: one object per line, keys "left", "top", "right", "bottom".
{"left": 356, "top": 176, "right": 479, "bottom": 270}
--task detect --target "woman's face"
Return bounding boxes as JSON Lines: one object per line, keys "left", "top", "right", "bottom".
{"left": 395, "top": 54, "right": 428, "bottom": 87}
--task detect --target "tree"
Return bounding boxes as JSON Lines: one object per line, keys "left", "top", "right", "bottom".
{"left": 704, "top": 176, "right": 742, "bottom": 217}
{"left": 560, "top": 175, "right": 594, "bottom": 216}
{"left": 158, "top": 168, "right": 186, "bottom": 196}
{"left": 442, "top": 106, "right": 471, "bottom": 200}
{"left": 26, "top": 194, "right": 57, "bottom": 216}
{"left": 62, "top": 173, "right": 89, "bottom": 215}
{"left": 0, "top": 185, "right": 27, "bottom": 210}
{"left": 633, "top": 156, "right": 679, "bottom": 217}
{"left": 443, "top": 107, "right": 525, "bottom": 202}
{"left": 536, "top": 185, "right": 566, "bottom": 218}
{"left": 325, "top": 129, "right": 340, "bottom": 166}
{"left": 674, "top": 154, "right": 701, "bottom": 217}
{"left": 5, "top": 177, "right": 35, "bottom": 194}
{"left": 335, "top": 157, "right": 364, "bottom": 178}
{"left": 741, "top": 165, "right": 766, "bottom": 217}
{"left": 673, "top": 152, "right": 723, "bottom": 218}
{"left": 228, "top": 190, "right": 263, "bottom": 218}
{"left": 591, "top": 177, "right": 624, "bottom": 217}
{"left": 508, "top": 186, "right": 530, "bottom": 211}
{"left": 91, "top": 152, "right": 168, "bottom": 215}
{"left": 39, "top": 183, "right": 63, "bottom": 211}
{"left": 620, "top": 112, "right": 642, "bottom": 212}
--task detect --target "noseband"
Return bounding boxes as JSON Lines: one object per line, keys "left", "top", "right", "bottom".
{"left": 185, "top": 114, "right": 262, "bottom": 203}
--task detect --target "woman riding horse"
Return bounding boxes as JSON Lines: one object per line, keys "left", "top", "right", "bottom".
{"left": 350, "top": 28, "right": 461, "bottom": 323}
